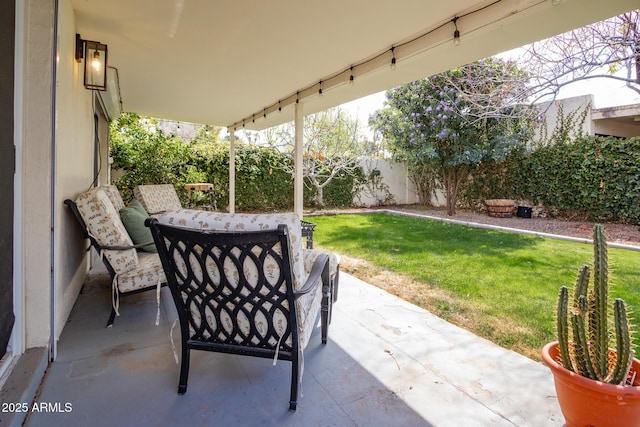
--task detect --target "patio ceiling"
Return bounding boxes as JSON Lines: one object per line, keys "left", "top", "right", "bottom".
{"left": 71, "top": 0, "right": 637, "bottom": 131}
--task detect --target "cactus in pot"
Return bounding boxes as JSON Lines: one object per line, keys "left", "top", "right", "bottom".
{"left": 556, "top": 224, "right": 634, "bottom": 385}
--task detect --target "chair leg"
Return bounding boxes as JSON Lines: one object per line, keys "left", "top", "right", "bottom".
{"left": 328, "top": 279, "right": 334, "bottom": 325}
{"left": 321, "top": 283, "right": 331, "bottom": 344}
{"left": 289, "top": 354, "right": 299, "bottom": 411}
{"left": 328, "top": 268, "right": 339, "bottom": 324}
{"left": 106, "top": 306, "right": 117, "bottom": 328}
{"left": 178, "top": 347, "right": 190, "bottom": 394}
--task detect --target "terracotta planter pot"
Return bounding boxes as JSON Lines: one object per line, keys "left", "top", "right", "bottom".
{"left": 542, "top": 341, "right": 640, "bottom": 427}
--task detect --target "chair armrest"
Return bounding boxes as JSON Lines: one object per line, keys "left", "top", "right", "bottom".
{"left": 94, "top": 241, "right": 154, "bottom": 251}
{"left": 295, "top": 253, "right": 329, "bottom": 298}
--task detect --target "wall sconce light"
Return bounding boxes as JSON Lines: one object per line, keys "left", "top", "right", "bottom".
{"left": 75, "top": 33, "right": 108, "bottom": 91}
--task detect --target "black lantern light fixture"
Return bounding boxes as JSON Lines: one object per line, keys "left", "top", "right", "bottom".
{"left": 75, "top": 34, "right": 108, "bottom": 91}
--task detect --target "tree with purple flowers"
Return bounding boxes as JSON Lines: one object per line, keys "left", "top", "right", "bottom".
{"left": 370, "top": 57, "right": 538, "bottom": 215}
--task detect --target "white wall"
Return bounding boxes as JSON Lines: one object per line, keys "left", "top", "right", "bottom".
{"left": 19, "top": 0, "right": 55, "bottom": 349}
{"left": 54, "top": 0, "right": 95, "bottom": 343}
{"left": 594, "top": 120, "right": 639, "bottom": 138}
{"left": 533, "top": 95, "right": 594, "bottom": 143}
{"left": 355, "top": 158, "right": 419, "bottom": 207}
{"left": 13, "top": 0, "right": 107, "bottom": 358}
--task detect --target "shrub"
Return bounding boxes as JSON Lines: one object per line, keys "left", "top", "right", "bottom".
{"left": 461, "top": 135, "right": 640, "bottom": 223}
{"left": 111, "top": 114, "right": 364, "bottom": 210}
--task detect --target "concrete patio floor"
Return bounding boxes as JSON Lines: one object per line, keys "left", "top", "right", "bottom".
{"left": 25, "top": 264, "right": 563, "bottom": 426}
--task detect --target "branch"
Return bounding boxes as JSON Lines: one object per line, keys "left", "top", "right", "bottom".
{"left": 516, "top": 10, "right": 640, "bottom": 100}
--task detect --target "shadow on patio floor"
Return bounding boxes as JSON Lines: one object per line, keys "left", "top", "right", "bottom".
{"left": 26, "top": 265, "right": 563, "bottom": 426}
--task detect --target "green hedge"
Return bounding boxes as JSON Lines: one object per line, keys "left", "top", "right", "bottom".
{"left": 111, "top": 113, "right": 640, "bottom": 221}
{"left": 111, "top": 123, "right": 360, "bottom": 210}
{"left": 461, "top": 136, "right": 640, "bottom": 223}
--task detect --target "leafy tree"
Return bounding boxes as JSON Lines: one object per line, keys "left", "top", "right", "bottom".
{"left": 110, "top": 113, "right": 206, "bottom": 202}
{"left": 191, "top": 124, "right": 223, "bottom": 145}
{"left": 266, "top": 107, "right": 377, "bottom": 207}
{"left": 371, "top": 58, "right": 538, "bottom": 215}
{"left": 111, "top": 113, "right": 362, "bottom": 211}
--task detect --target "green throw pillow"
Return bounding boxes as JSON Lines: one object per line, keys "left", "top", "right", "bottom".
{"left": 128, "top": 198, "right": 149, "bottom": 216}
{"left": 120, "top": 202, "right": 157, "bottom": 253}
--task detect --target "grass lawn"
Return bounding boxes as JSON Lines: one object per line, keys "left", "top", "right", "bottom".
{"left": 310, "top": 212, "right": 640, "bottom": 361}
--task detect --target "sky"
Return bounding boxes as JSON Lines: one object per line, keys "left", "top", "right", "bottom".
{"left": 338, "top": 70, "right": 640, "bottom": 139}
{"left": 339, "top": 91, "right": 386, "bottom": 123}
{"left": 227, "top": 64, "right": 639, "bottom": 143}
{"left": 549, "top": 75, "right": 640, "bottom": 108}
{"left": 226, "top": 91, "right": 388, "bottom": 142}
{"left": 338, "top": 91, "right": 386, "bottom": 139}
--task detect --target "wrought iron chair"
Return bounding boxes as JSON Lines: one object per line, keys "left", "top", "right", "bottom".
{"left": 146, "top": 217, "right": 333, "bottom": 411}
{"left": 65, "top": 186, "right": 166, "bottom": 327}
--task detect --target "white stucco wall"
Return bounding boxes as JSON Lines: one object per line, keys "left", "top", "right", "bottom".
{"left": 54, "top": 0, "right": 95, "bottom": 343}
{"left": 14, "top": 0, "right": 106, "bottom": 356}
{"left": 19, "top": 0, "right": 55, "bottom": 349}
{"left": 593, "top": 120, "right": 639, "bottom": 138}
{"left": 16, "top": 0, "right": 95, "bottom": 353}
{"left": 355, "top": 158, "right": 419, "bottom": 207}
{"left": 592, "top": 103, "right": 640, "bottom": 138}
{"left": 533, "top": 95, "right": 594, "bottom": 143}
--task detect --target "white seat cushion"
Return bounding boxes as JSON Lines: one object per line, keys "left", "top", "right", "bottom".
{"left": 117, "top": 252, "right": 166, "bottom": 293}
{"left": 303, "top": 249, "right": 340, "bottom": 279}
{"left": 156, "top": 209, "right": 304, "bottom": 288}
{"left": 75, "top": 188, "right": 138, "bottom": 275}
{"left": 134, "top": 184, "right": 182, "bottom": 215}
{"left": 101, "top": 185, "right": 126, "bottom": 212}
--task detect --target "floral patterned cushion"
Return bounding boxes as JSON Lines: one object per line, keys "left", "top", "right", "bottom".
{"left": 299, "top": 249, "right": 340, "bottom": 346}
{"left": 169, "top": 241, "right": 294, "bottom": 345}
{"left": 133, "top": 184, "right": 182, "bottom": 215}
{"left": 155, "top": 209, "right": 321, "bottom": 348}
{"left": 295, "top": 279, "right": 322, "bottom": 349}
{"left": 303, "top": 249, "right": 340, "bottom": 279}
{"left": 117, "top": 252, "right": 166, "bottom": 293}
{"left": 156, "top": 209, "right": 304, "bottom": 287}
{"left": 101, "top": 185, "right": 126, "bottom": 212}
{"left": 75, "top": 188, "right": 138, "bottom": 274}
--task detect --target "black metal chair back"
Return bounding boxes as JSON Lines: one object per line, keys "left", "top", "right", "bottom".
{"left": 147, "top": 218, "right": 315, "bottom": 410}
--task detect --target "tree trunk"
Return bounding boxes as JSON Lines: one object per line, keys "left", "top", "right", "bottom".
{"left": 316, "top": 185, "right": 324, "bottom": 207}
{"left": 442, "top": 166, "right": 462, "bottom": 216}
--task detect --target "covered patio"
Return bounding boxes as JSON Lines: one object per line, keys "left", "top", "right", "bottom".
{"left": 2, "top": 1, "right": 638, "bottom": 426}
{"left": 26, "top": 261, "right": 561, "bottom": 426}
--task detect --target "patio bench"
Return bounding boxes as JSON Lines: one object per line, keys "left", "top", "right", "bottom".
{"left": 64, "top": 185, "right": 166, "bottom": 327}
{"left": 146, "top": 210, "right": 340, "bottom": 410}
{"left": 134, "top": 183, "right": 318, "bottom": 249}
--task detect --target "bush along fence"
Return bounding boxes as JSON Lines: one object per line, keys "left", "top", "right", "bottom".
{"left": 110, "top": 114, "right": 640, "bottom": 220}
{"left": 111, "top": 136, "right": 361, "bottom": 211}
{"left": 460, "top": 135, "right": 640, "bottom": 223}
